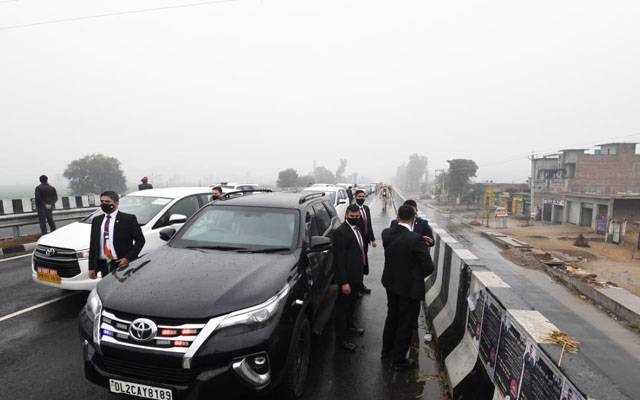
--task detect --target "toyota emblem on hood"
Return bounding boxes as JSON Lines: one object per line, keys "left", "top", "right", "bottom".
{"left": 129, "top": 318, "right": 157, "bottom": 342}
{"left": 45, "top": 248, "right": 56, "bottom": 257}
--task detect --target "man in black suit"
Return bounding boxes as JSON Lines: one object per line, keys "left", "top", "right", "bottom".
{"left": 138, "top": 176, "right": 153, "bottom": 191}
{"left": 390, "top": 199, "right": 434, "bottom": 246}
{"left": 88, "top": 191, "right": 145, "bottom": 279}
{"left": 354, "top": 189, "right": 376, "bottom": 295}
{"left": 332, "top": 204, "right": 367, "bottom": 351}
{"left": 35, "top": 175, "right": 58, "bottom": 235}
{"left": 381, "top": 205, "right": 434, "bottom": 370}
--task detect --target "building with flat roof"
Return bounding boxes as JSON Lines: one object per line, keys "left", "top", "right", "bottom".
{"left": 531, "top": 142, "right": 640, "bottom": 232}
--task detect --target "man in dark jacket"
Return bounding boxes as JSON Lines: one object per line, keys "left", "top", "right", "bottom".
{"left": 35, "top": 175, "right": 58, "bottom": 235}
{"left": 332, "top": 204, "right": 367, "bottom": 351}
{"left": 381, "top": 205, "right": 434, "bottom": 370}
{"left": 354, "top": 189, "right": 376, "bottom": 294}
{"left": 390, "top": 199, "right": 434, "bottom": 246}
{"left": 88, "top": 191, "right": 145, "bottom": 279}
{"left": 138, "top": 176, "right": 153, "bottom": 190}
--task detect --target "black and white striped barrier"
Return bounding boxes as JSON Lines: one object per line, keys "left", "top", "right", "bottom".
{"left": 0, "top": 194, "right": 97, "bottom": 215}
{"left": 422, "top": 223, "right": 625, "bottom": 400}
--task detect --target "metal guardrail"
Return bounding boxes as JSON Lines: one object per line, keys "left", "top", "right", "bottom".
{"left": 0, "top": 208, "right": 96, "bottom": 238}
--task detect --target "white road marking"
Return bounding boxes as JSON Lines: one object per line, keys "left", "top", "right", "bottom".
{"left": 0, "top": 293, "right": 79, "bottom": 323}
{"left": 0, "top": 253, "right": 32, "bottom": 263}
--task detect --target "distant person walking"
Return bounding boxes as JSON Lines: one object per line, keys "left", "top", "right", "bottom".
{"left": 138, "top": 176, "right": 153, "bottom": 191}
{"left": 35, "top": 175, "right": 58, "bottom": 235}
{"left": 381, "top": 205, "right": 434, "bottom": 370}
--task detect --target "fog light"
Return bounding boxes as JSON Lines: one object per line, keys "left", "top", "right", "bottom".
{"left": 253, "top": 356, "right": 266, "bottom": 367}
{"left": 232, "top": 354, "right": 271, "bottom": 390}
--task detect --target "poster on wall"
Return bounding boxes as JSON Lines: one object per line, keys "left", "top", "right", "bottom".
{"left": 560, "top": 379, "right": 586, "bottom": 400}
{"left": 466, "top": 289, "right": 486, "bottom": 348}
{"left": 518, "top": 341, "right": 563, "bottom": 400}
{"left": 495, "top": 314, "right": 527, "bottom": 400}
{"left": 478, "top": 292, "right": 503, "bottom": 375}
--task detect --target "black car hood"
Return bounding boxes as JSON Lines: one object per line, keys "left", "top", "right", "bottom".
{"left": 97, "top": 246, "right": 299, "bottom": 320}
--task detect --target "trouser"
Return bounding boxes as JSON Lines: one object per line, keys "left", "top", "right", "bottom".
{"left": 37, "top": 207, "right": 56, "bottom": 235}
{"left": 95, "top": 259, "right": 118, "bottom": 277}
{"left": 382, "top": 290, "right": 421, "bottom": 363}
{"left": 334, "top": 288, "right": 358, "bottom": 341}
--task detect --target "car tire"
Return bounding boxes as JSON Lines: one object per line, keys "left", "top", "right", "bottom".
{"left": 280, "top": 316, "right": 311, "bottom": 400}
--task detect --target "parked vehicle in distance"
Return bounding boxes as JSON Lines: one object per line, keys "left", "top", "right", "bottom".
{"left": 301, "top": 185, "right": 349, "bottom": 220}
{"left": 32, "top": 187, "right": 211, "bottom": 291}
{"left": 79, "top": 190, "right": 339, "bottom": 400}
{"left": 214, "top": 182, "right": 260, "bottom": 192}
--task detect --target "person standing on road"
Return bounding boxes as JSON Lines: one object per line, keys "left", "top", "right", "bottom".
{"left": 346, "top": 186, "right": 354, "bottom": 204}
{"left": 354, "top": 189, "right": 376, "bottom": 295}
{"left": 332, "top": 204, "right": 367, "bottom": 352}
{"left": 88, "top": 191, "right": 145, "bottom": 279}
{"left": 35, "top": 175, "right": 58, "bottom": 235}
{"left": 381, "top": 205, "right": 434, "bottom": 370}
{"left": 138, "top": 176, "right": 153, "bottom": 190}
{"left": 210, "top": 186, "right": 223, "bottom": 201}
{"left": 390, "top": 199, "right": 434, "bottom": 247}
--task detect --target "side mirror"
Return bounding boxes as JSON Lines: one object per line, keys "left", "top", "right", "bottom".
{"left": 309, "top": 236, "right": 332, "bottom": 251}
{"left": 169, "top": 214, "right": 187, "bottom": 225}
{"left": 159, "top": 227, "right": 176, "bottom": 242}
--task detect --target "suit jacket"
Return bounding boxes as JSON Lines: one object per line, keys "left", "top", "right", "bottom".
{"left": 381, "top": 224, "right": 434, "bottom": 300}
{"left": 35, "top": 183, "right": 58, "bottom": 209}
{"left": 390, "top": 217, "right": 434, "bottom": 246}
{"left": 332, "top": 222, "right": 366, "bottom": 285}
{"left": 89, "top": 211, "right": 145, "bottom": 270}
{"left": 358, "top": 204, "right": 375, "bottom": 243}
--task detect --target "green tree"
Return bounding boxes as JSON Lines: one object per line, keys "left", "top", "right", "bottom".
{"left": 277, "top": 168, "right": 300, "bottom": 188}
{"left": 297, "top": 174, "right": 316, "bottom": 187}
{"left": 446, "top": 159, "right": 478, "bottom": 201}
{"left": 314, "top": 166, "right": 336, "bottom": 184}
{"left": 406, "top": 154, "right": 428, "bottom": 192}
{"left": 63, "top": 154, "right": 127, "bottom": 194}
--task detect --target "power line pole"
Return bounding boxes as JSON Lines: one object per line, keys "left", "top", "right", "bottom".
{"left": 528, "top": 152, "right": 536, "bottom": 224}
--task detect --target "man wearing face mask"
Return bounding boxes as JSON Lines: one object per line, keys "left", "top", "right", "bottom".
{"left": 88, "top": 191, "right": 145, "bottom": 279}
{"left": 354, "top": 189, "right": 376, "bottom": 295}
{"left": 332, "top": 204, "right": 368, "bottom": 351}
{"left": 210, "top": 186, "right": 223, "bottom": 201}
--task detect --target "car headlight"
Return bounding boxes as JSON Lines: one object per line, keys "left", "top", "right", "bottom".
{"left": 217, "top": 284, "right": 290, "bottom": 334}
{"left": 76, "top": 249, "right": 90, "bottom": 260}
{"left": 85, "top": 289, "right": 103, "bottom": 345}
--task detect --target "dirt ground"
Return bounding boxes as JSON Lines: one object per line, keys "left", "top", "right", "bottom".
{"left": 468, "top": 216, "right": 640, "bottom": 296}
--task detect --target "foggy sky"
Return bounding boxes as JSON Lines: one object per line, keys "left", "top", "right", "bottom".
{"left": 2, "top": 0, "right": 640, "bottom": 188}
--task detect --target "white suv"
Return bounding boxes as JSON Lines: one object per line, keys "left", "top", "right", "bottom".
{"left": 301, "top": 185, "right": 350, "bottom": 220}
{"left": 32, "top": 187, "right": 211, "bottom": 291}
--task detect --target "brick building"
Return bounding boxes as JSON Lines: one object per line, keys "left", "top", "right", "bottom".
{"left": 531, "top": 143, "right": 640, "bottom": 232}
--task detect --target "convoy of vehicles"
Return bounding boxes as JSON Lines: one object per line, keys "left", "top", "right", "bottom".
{"left": 79, "top": 190, "right": 339, "bottom": 400}
{"left": 32, "top": 187, "right": 211, "bottom": 290}
{"left": 300, "top": 185, "right": 349, "bottom": 220}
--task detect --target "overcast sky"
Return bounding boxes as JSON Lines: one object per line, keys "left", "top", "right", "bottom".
{"left": 2, "top": 0, "right": 640, "bottom": 188}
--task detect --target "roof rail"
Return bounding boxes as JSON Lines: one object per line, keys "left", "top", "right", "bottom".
{"left": 221, "top": 189, "right": 272, "bottom": 200}
{"left": 299, "top": 192, "right": 325, "bottom": 204}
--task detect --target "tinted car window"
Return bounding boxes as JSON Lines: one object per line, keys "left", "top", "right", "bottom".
{"left": 82, "top": 196, "right": 173, "bottom": 226}
{"left": 313, "top": 204, "right": 331, "bottom": 234}
{"left": 154, "top": 195, "right": 200, "bottom": 229}
{"left": 175, "top": 206, "right": 298, "bottom": 249}
{"left": 323, "top": 201, "right": 338, "bottom": 219}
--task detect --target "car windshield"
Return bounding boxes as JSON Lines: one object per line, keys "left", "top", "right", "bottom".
{"left": 82, "top": 196, "right": 173, "bottom": 226}
{"left": 173, "top": 206, "right": 298, "bottom": 250}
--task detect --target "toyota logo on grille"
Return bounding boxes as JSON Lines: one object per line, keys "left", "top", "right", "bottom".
{"left": 45, "top": 248, "right": 56, "bottom": 257}
{"left": 129, "top": 318, "right": 157, "bottom": 342}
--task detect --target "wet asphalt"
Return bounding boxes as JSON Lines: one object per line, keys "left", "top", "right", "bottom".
{"left": 0, "top": 197, "right": 446, "bottom": 400}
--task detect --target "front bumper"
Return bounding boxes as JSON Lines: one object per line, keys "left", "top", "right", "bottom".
{"left": 83, "top": 340, "right": 275, "bottom": 400}
{"left": 32, "top": 258, "right": 97, "bottom": 291}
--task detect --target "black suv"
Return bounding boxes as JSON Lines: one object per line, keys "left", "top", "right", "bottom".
{"left": 79, "top": 191, "right": 339, "bottom": 400}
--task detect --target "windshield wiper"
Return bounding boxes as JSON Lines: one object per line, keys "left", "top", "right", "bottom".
{"left": 239, "top": 247, "right": 292, "bottom": 253}
{"left": 184, "top": 245, "right": 248, "bottom": 251}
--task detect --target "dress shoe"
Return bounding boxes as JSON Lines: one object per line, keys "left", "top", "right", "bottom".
{"left": 337, "top": 340, "right": 357, "bottom": 352}
{"left": 348, "top": 327, "right": 365, "bottom": 336}
{"left": 392, "top": 358, "right": 416, "bottom": 371}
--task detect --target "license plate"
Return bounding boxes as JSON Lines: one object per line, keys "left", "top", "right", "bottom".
{"left": 36, "top": 267, "right": 61, "bottom": 284}
{"left": 109, "top": 379, "right": 173, "bottom": 400}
